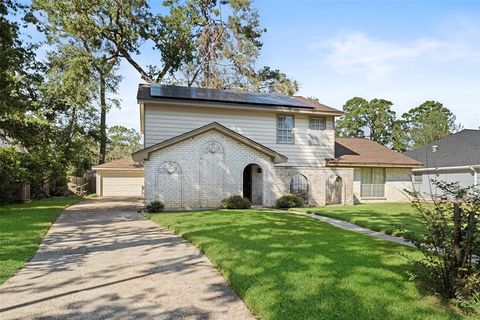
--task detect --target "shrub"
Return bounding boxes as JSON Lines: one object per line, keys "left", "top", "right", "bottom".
{"left": 407, "top": 180, "right": 480, "bottom": 308}
{"left": 0, "top": 147, "right": 29, "bottom": 204}
{"left": 276, "top": 194, "right": 303, "bottom": 208}
{"left": 146, "top": 201, "right": 165, "bottom": 213}
{"left": 221, "top": 195, "right": 251, "bottom": 209}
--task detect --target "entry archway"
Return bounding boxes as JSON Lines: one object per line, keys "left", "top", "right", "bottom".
{"left": 290, "top": 174, "right": 309, "bottom": 203}
{"left": 243, "top": 163, "right": 263, "bottom": 206}
{"left": 326, "top": 175, "right": 343, "bottom": 204}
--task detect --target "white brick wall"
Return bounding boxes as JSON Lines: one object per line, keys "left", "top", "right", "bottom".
{"left": 144, "top": 130, "right": 277, "bottom": 209}
{"left": 274, "top": 167, "right": 354, "bottom": 206}
{"left": 143, "top": 128, "right": 356, "bottom": 209}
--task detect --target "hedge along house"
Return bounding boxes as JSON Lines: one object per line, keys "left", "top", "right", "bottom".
{"left": 404, "top": 129, "right": 480, "bottom": 197}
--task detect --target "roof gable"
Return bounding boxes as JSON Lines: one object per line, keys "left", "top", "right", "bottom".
{"left": 132, "top": 122, "right": 288, "bottom": 163}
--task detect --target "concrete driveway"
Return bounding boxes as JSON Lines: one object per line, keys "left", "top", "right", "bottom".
{"left": 0, "top": 198, "right": 253, "bottom": 320}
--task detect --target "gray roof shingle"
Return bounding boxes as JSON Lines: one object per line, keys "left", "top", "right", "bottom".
{"left": 403, "top": 129, "right": 480, "bottom": 168}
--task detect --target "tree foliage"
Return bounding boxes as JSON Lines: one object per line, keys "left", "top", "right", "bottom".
{"left": 0, "top": 0, "right": 45, "bottom": 148}
{"left": 34, "top": 0, "right": 123, "bottom": 164}
{"left": 400, "top": 101, "right": 461, "bottom": 150}
{"left": 163, "top": 1, "right": 298, "bottom": 95}
{"left": 106, "top": 125, "right": 142, "bottom": 162}
{"left": 337, "top": 98, "right": 461, "bottom": 151}
{"left": 336, "top": 97, "right": 396, "bottom": 146}
{"left": 41, "top": 44, "right": 100, "bottom": 175}
{"left": 33, "top": 0, "right": 297, "bottom": 95}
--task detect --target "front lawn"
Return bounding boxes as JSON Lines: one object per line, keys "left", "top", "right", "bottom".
{"left": 295, "top": 203, "right": 425, "bottom": 241}
{"left": 151, "top": 209, "right": 475, "bottom": 320}
{"left": 0, "top": 197, "right": 84, "bottom": 285}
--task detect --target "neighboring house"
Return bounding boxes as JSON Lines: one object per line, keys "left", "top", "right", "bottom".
{"left": 95, "top": 84, "right": 421, "bottom": 209}
{"left": 404, "top": 129, "right": 480, "bottom": 197}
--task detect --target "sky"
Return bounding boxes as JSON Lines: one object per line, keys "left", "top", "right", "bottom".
{"left": 22, "top": 0, "right": 480, "bottom": 131}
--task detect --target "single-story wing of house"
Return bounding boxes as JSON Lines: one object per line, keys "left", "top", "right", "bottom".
{"left": 403, "top": 129, "right": 480, "bottom": 197}
{"left": 93, "top": 84, "right": 422, "bottom": 209}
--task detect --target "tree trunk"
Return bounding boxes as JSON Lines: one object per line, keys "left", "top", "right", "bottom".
{"left": 99, "top": 75, "right": 107, "bottom": 164}
{"left": 452, "top": 202, "right": 462, "bottom": 266}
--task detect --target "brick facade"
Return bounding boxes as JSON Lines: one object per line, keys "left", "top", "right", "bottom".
{"left": 144, "top": 129, "right": 355, "bottom": 209}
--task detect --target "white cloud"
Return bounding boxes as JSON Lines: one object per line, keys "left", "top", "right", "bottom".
{"left": 314, "top": 31, "right": 479, "bottom": 81}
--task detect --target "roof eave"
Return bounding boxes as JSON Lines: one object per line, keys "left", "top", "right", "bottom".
{"left": 326, "top": 161, "right": 423, "bottom": 168}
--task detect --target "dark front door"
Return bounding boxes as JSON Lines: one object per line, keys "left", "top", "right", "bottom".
{"left": 243, "top": 165, "right": 252, "bottom": 201}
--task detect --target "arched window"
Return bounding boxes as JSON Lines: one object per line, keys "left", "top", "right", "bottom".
{"left": 290, "top": 174, "right": 308, "bottom": 202}
{"left": 326, "top": 175, "right": 342, "bottom": 204}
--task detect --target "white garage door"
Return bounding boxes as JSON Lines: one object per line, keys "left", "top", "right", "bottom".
{"left": 102, "top": 176, "right": 144, "bottom": 197}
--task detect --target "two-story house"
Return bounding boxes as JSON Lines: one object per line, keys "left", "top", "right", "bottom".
{"left": 93, "top": 84, "right": 421, "bottom": 209}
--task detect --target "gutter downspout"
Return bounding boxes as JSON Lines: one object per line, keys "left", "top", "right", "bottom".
{"left": 413, "top": 164, "right": 480, "bottom": 173}
{"left": 471, "top": 166, "right": 478, "bottom": 190}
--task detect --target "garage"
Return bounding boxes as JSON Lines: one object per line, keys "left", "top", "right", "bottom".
{"left": 93, "top": 157, "right": 144, "bottom": 197}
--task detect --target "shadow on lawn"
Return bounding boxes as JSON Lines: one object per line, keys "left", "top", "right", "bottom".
{"left": 154, "top": 210, "right": 464, "bottom": 320}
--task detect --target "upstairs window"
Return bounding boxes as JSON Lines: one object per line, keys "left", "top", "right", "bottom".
{"left": 309, "top": 117, "right": 326, "bottom": 131}
{"left": 277, "top": 115, "right": 294, "bottom": 144}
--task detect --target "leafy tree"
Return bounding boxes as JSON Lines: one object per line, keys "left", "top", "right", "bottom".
{"left": 33, "top": 0, "right": 299, "bottom": 167}
{"left": 106, "top": 126, "right": 142, "bottom": 162}
{"left": 401, "top": 101, "right": 461, "bottom": 150}
{"left": 407, "top": 180, "right": 480, "bottom": 307}
{"left": 41, "top": 44, "right": 100, "bottom": 175}
{"left": 34, "top": 0, "right": 123, "bottom": 164}
{"left": 163, "top": 1, "right": 298, "bottom": 94}
{"left": 252, "top": 67, "right": 299, "bottom": 96}
{"left": 391, "top": 119, "right": 409, "bottom": 152}
{"left": 0, "top": 0, "right": 46, "bottom": 148}
{"left": 336, "top": 97, "right": 397, "bottom": 146}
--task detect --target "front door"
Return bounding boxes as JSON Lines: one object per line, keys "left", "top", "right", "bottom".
{"left": 243, "top": 165, "right": 252, "bottom": 201}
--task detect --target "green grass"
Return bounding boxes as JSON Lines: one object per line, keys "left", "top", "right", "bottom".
{"left": 0, "top": 197, "right": 84, "bottom": 285}
{"left": 150, "top": 209, "right": 476, "bottom": 320}
{"left": 295, "top": 203, "right": 426, "bottom": 241}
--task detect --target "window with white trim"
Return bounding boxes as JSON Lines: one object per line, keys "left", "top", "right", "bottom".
{"left": 361, "top": 168, "right": 386, "bottom": 198}
{"left": 277, "top": 115, "right": 294, "bottom": 144}
{"left": 413, "top": 173, "right": 423, "bottom": 183}
{"left": 309, "top": 117, "right": 326, "bottom": 131}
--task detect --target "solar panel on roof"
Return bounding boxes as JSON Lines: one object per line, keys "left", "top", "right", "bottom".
{"left": 149, "top": 84, "right": 313, "bottom": 109}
